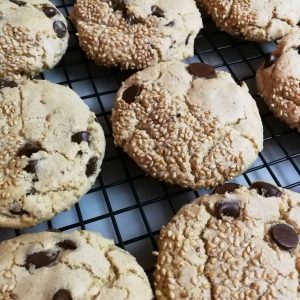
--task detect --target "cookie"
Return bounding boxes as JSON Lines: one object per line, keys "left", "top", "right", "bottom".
{"left": 70, "top": 0, "right": 202, "bottom": 70}
{"left": 0, "top": 0, "right": 69, "bottom": 78}
{"left": 199, "top": 0, "right": 300, "bottom": 42}
{"left": 256, "top": 27, "right": 300, "bottom": 131}
{"left": 154, "top": 181, "right": 300, "bottom": 300}
{"left": 112, "top": 61, "right": 263, "bottom": 189}
{"left": 0, "top": 79, "right": 105, "bottom": 228}
{"left": 0, "top": 230, "right": 153, "bottom": 299}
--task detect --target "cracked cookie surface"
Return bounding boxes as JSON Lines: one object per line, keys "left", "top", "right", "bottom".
{"left": 70, "top": 0, "right": 202, "bottom": 70}
{"left": 154, "top": 182, "right": 300, "bottom": 300}
{"left": 0, "top": 230, "right": 153, "bottom": 299}
{"left": 0, "top": 0, "right": 69, "bottom": 78}
{"left": 112, "top": 61, "right": 263, "bottom": 189}
{"left": 256, "top": 26, "right": 300, "bottom": 131}
{"left": 0, "top": 79, "right": 105, "bottom": 228}
{"left": 199, "top": 0, "right": 300, "bottom": 42}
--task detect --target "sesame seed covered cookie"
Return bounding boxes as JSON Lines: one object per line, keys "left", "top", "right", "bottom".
{"left": 0, "top": 230, "right": 153, "bottom": 299}
{"left": 112, "top": 61, "right": 263, "bottom": 189}
{"left": 70, "top": 0, "right": 202, "bottom": 70}
{"left": 154, "top": 182, "right": 300, "bottom": 299}
{"left": 256, "top": 27, "right": 300, "bottom": 131}
{"left": 0, "top": 0, "right": 69, "bottom": 78}
{"left": 0, "top": 79, "right": 105, "bottom": 228}
{"left": 199, "top": 0, "right": 300, "bottom": 42}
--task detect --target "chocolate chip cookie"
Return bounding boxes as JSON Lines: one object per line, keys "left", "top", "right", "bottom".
{"left": 199, "top": 0, "right": 300, "bottom": 42}
{"left": 256, "top": 26, "right": 300, "bottom": 131}
{"left": 70, "top": 0, "right": 202, "bottom": 70}
{"left": 154, "top": 182, "right": 300, "bottom": 299}
{"left": 0, "top": 79, "right": 105, "bottom": 228}
{"left": 0, "top": 0, "right": 69, "bottom": 78}
{"left": 0, "top": 230, "right": 153, "bottom": 299}
{"left": 112, "top": 61, "right": 263, "bottom": 189}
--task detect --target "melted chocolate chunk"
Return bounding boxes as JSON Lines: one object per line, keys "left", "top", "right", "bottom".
{"left": 250, "top": 181, "right": 282, "bottom": 197}
{"left": 17, "top": 142, "right": 43, "bottom": 158}
{"left": 24, "top": 160, "right": 38, "bottom": 173}
{"left": 165, "top": 21, "right": 175, "bottom": 27}
{"left": 26, "top": 188, "right": 37, "bottom": 196}
{"left": 298, "top": 45, "right": 300, "bottom": 54}
{"left": 109, "top": 0, "right": 125, "bottom": 11}
{"left": 187, "top": 63, "right": 217, "bottom": 79}
{"left": 53, "top": 289, "right": 72, "bottom": 300}
{"left": 43, "top": 6, "right": 58, "bottom": 18}
{"left": 10, "top": 208, "right": 29, "bottom": 216}
{"left": 86, "top": 157, "right": 98, "bottom": 177}
{"left": 264, "top": 53, "right": 276, "bottom": 69}
{"left": 271, "top": 224, "right": 299, "bottom": 250}
{"left": 124, "top": 12, "right": 140, "bottom": 25}
{"left": 25, "top": 251, "right": 59, "bottom": 270}
{"left": 213, "top": 183, "right": 241, "bottom": 195}
{"left": 53, "top": 21, "right": 67, "bottom": 38}
{"left": 10, "top": 0, "right": 26, "bottom": 6}
{"left": 106, "top": 1, "right": 140, "bottom": 25}
{"left": 122, "top": 85, "right": 141, "bottom": 103}
{"left": 57, "top": 240, "right": 77, "bottom": 250}
{"left": 71, "top": 131, "right": 90, "bottom": 144}
{"left": 215, "top": 201, "right": 240, "bottom": 219}
{"left": 151, "top": 6, "right": 164, "bottom": 18}
{"left": 185, "top": 33, "right": 192, "bottom": 46}
{"left": 0, "top": 79, "right": 17, "bottom": 89}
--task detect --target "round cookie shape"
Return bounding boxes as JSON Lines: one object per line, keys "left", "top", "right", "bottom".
{"left": 0, "top": 230, "right": 153, "bottom": 299}
{"left": 70, "top": 0, "right": 203, "bottom": 70}
{"left": 256, "top": 27, "right": 300, "bottom": 131}
{"left": 0, "top": 79, "right": 105, "bottom": 228}
{"left": 154, "top": 182, "right": 300, "bottom": 300}
{"left": 112, "top": 61, "right": 263, "bottom": 189}
{"left": 199, "top": 0, "right": 300, "bottom": 42}
{"left": 0, "top": 0, "right": 69, "bottom": 78}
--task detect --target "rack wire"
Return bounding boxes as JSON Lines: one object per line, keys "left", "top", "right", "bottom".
{"left": 1, "top": 0, "right": 300, "bottom": 284}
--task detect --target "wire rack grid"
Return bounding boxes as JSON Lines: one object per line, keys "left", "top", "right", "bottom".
{"left": 1, "top": 0, "right": 300, "bottom": 285}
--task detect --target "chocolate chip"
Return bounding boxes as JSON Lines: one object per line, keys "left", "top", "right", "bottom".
{"left": 53, "top": 21, "right": 67, "bottom": 38}
{"left": 17, "top": 142, "right": 42, "bottom": 158}
{"left": 124, "top": 13, "right": 139, "bottom": 25}
{"left": 109, "top": 0, "right": 125, "bottom": 11}
{"left": 298, "top": 45, "right": 300, "bottom": 54}
{"left": 24, "top": 160, "right": 37, "bottom": 173}
{"left": 165, "top": 21, "right": 175, "bottom": 27}
{"left": 215, "top": 201, "right": 240, "bottom": 219}
{"left": 264, "top": 53, "right": 276, "bottom": 69}
{"left": 213, "top": 183, "right": 241, "bottom": 195}
{"left": 0, "top": 79, "right": 17, "bottom": 89}
{"left": 71, "top": 131, "right": 90, "bottom": 144}
{"left": 185, "top": 33, "right": 192, "bottom": 46}
{"left": 42, "top": 6, "right": 58, "bottom": 18}
{"left": 57, "top": 240, "right": 77, "bottom": 250}
{"left": 187, "top": 63, "right": 217, "bottom": 79}
{"left": 86, "top": 157, "right": 98, "bottom": 177}
{"left": 151, "top": 6, "right": 164, "bottom": 18}
{"left": 9, "top": 0, "right": 26, "bottom": 6}
{"left": 271, "top": 224, "right": 299, "bottom": 250}
{"left": 250, "top": 181, "right": 282, "bottom": 197}
{"left": 25, "top": 251, "right": 59, "bottom": 270}
{"left": 76, "top": 150, "right": 83, "bottom": 156}
{"left": 53, "top": 289, "right": 72, "bottom": 300}
{"left": 122, "top": 85, "right": 141, "bottom": 103}
{"left": 26, "top": 188, "right": 37, "bottom": 196}
{"left": 10, "top": 208, "right": 29, "bottom": 216}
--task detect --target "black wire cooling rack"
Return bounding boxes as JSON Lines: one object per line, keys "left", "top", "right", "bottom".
{"left": 1, "top": 0, "right": 300, "bottom": 283}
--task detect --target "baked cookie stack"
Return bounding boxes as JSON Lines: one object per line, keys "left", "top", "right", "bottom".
{"left": 0, "top": 0, "right": 299, "bottom": 299}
